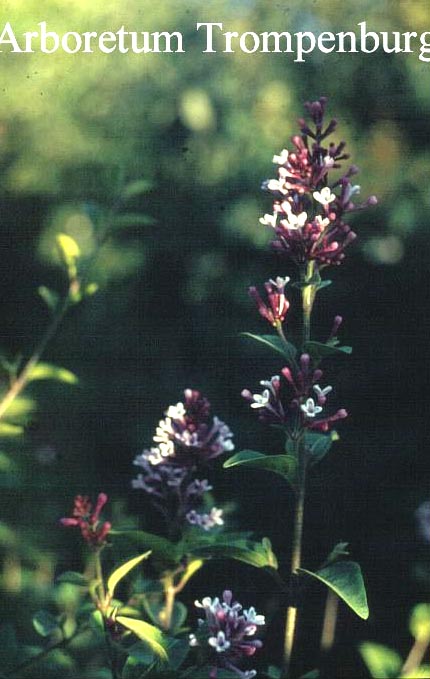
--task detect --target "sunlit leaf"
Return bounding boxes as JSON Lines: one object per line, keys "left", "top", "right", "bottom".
{"left": 241, "top": 332, "right": 297, "bottom": 364}
{"left": 409, "top": 603, "right": 430, "bottom": 642}
{"left": 298, "top": 561, "right": 369, "bottom": 619}
{"left": 56, "top": 233, "right": 80, "bottom": 279}
{"left": 28, "top": 363, "right": 78, "bottom": 385}
{"left": 33, "top": 610, "right": 60, "bottom": 637}
{"left": 107, "top": 551, "right": 151, "bottom": 598}
{"left": 224, "top": 450, "right": 297, "bottom": 487}
{"left": 359, "top": 642, "right": 402, "bottom": 678}
{"left": 403, "top": 666, "right": 430, "bottom": 678}
{"left": 0, "top": 422, "right": 24, "bottom": 437}
{"left": 115, "top": 615, "right": 168, "bottom": 660}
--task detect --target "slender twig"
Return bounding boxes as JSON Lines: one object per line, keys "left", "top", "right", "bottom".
{"left": 320, "top": 590, "right": 339, "bottom": 653}
{"left": 282, "top": 435, "right": 307, "bottom": 676}
{"left": 0, "top": 291, "right": 71, "bottom": 423}
{"left": 401, "top": 635, "right": 430, "bottom": 676}
{"left": 282, "top": 268, "right": 318, "bottom": 676}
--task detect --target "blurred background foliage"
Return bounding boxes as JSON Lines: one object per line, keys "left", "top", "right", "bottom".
{"left": 0, "top": 0, "right": 430, "bottom": 676}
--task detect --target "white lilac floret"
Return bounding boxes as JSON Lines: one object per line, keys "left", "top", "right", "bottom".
{"left": 190, "top": 590, "right": 264, "bottom": 679}
{"left": 242, "top": 355, "right": 347, "bottom": 434}
{"left": 186, "top": 506, "right": 224, "bottom": 531}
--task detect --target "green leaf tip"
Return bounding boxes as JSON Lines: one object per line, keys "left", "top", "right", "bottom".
{"left": 298, "top": 560, "right": 369, "bottom": 619}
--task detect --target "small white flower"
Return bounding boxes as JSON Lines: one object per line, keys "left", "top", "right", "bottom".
{"left": 315, "top": 215, "right": 330, "bottom": 230}
{"left": 208, "top": 506, "right": 224, "bottom": 527}
{"left": 243, "top": 607, "right": 266, "bottom": 626}
{"left": 313, "top": 186, "right": 336, "bottom": 206}
{"left": 189, "top": 633, "right": 199, "bottom": 647}
{"left": 280, "top": 202, "right": 308, "bottom": 230}
{"left": 267, "top": 178, "right": 288, "bottom": 195}
{"left": 323, "top": 155, "right": 335, "bottom": 169}
{"left": 272, "top": 148, "right": 289, "bottom": 165}
{"left": 208, "top": 630, "right": 231, "bottom": 653}
{"left": 313, "top": 384, "right": 333, "bottom": 399}
{"left": 158, "top": 441, "right": 175, "bottom": 458}
{"left": 259, "top": 212, "right": 277, "bottom": 228}
{"left": 146, "top": 447, "right": 164, "bottom": 465}
{"left": 300, "top": 398, "right": 323, "bottom": 418}
{"left": 269, "top": 276, "right": 290, "bottom": 290}
{"left": 250, "top": 389, "right": 270, "bottom": 409}
{"left": 165, "top": 402, "right": 186, "bottom": 419}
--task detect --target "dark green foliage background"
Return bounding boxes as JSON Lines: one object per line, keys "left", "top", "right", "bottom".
{"left": 0, "top": 1, "right": 429, "bottom": 676}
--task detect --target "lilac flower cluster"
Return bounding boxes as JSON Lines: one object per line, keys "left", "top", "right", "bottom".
{"left": 242, "top": 352, "right": 347, "bottom": 435}
{"left": 189, "top": 590, "right": 264, "bottom": 679}
{"left": 132, "top": 390, "right": 234, "bottom": 532}
{"left": 260, "top": 97, "right": 377, "bottom": 268}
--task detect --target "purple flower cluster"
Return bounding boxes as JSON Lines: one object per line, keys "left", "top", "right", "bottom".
{"left": 242, "top": 353, "right": 347, "bottom": 435}
{"left": 132, "top": 390, "right": 234, "bottom": 533}
{"left": 260, "top": 97, "right": 377, "bottom": 267}
{"left": 189, "top": 590, "right": 264, "bottom": 679}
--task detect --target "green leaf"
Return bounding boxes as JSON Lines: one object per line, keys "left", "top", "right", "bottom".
{"left": 56, "top": 571, "right": 88, "bottom": 586}
{"left": 122, "top": 179, "right": 154, "bottom": 199}
{"left": 28, "top": 363, "right": 79, "bottom": 385}
{"left": 266, "top": 666, "right": 282, "bottom": 679}
{"left": 167, "top": 638, "right": 190, "bottom": 671}
{"left": 33, "top": 610, "right": 60, "bottom": 637}
{"left": 109, "top": 530, "right": 178, "bottom": 565}
{"left": 0, "top": 422, "right": 24, "bottom": 437}
{"left": 300, "top": 671, "right": 320, "bottom": 679}
{"left": 223, "top": 450, "right": 297, "bottom": 487}
{"left": 56, "top": 233, "right": 80, "bottom": 279}
{"left": 241, "top": 332, "right": 297, "bottom": 364}
{"left": 304, "top": 340, "right": 352, "bottom": 362}
{"left": 115, "top": 616, "right": 168, "bottom": 660}
{"left": 38, "top": 285, "right": 60, "bottom": 312}
{"left": 107, "top": 551, "right": 151, "bottom": 598}
{"left": 410, "top": 604, "right": 430, "bottom": 642}
{"left": 180, "top": 534, "right": 278, "bottom": 570}
{"left": 403, "top": 666, "right": 430, "bottom": 678}
{"left": 359, "top": 642, "right": 402, "bottom": 678}
{"left": 304, "top": 431, "right": 338, "bottom": 466}
{"left": 298, "top": 561, "right": 369, "bottom": 619}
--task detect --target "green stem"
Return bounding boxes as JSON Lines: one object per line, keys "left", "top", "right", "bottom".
{"left": 282, "top": 436, "right": 307, "bottom": 676}
{"left": 401, "top": 635, "right": 430, "bottom": 676}
{"left": 0, "top": 290, "right": 72, "bottom": 423}
{"left": 320, "top": 590, "right": 339, "bottom": 653}
{"left": 160, "top": 573, "right": 176, "bottom": 632}
{"left": 94, "top": 551, "right": 119, "bottom": 679}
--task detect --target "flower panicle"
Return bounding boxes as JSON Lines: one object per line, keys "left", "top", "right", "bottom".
{"left": 60, "top": 493, "right": 111, "bottom": 549}
{"left": 259, "top": 96, "right": 377, "bottom": 267}
{"left": 190, "top": 590, "right": 264, "bottom": 679}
